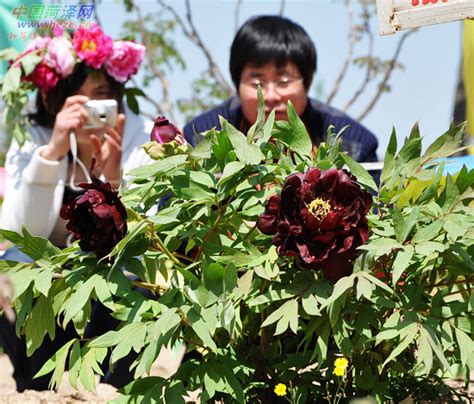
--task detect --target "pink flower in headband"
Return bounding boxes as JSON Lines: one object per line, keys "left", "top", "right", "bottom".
{"left": 24, "top": 63, "right": 59, "bottom": 91}
{"left": 105, "top": 41, "right": 145, "bottom": 83}
{"left": 46, "top": 37, "right": 76, "bottom": 78}
{"left": 24, "top": 36, "right": 51, "bottom": 53}
{"left": 72, "top": 24, "right": 113, "bottom": 69}
{"left": 53, "top": 27, "right": 64, "bottom": 37}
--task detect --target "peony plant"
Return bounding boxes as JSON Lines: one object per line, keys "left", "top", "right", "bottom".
{"left": 0, "top": 96, "right": 473, "bottom": 403}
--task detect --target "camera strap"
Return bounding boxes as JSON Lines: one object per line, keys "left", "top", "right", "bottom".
{"left": 68, "top": 131, "right": 92, "bottom": 191}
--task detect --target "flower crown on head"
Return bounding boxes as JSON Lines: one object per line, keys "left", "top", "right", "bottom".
{"left": 15, "top": 24, "right": 146, "bottom": 91}
{"left": 0, "top": 24, "right": 146, "bottom": 145}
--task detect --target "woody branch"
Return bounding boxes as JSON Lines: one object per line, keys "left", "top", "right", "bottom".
{"left": 157, "top": 0, "right": 234, "bottom": 95}
{"left": 358, "top": 28, "right": 417, "bottom": 121}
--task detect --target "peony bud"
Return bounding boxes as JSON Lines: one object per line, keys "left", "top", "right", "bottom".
{"left": 150, "top": 116, "right": 185, "bottom": 145}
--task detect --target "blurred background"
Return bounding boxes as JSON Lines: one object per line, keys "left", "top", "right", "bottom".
{"left": 0, "top": 0, "right": 469, "bottom": 157}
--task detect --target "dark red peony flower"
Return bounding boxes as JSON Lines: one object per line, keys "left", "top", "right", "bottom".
{"left": 257, "top": 168, "right": 372, "bottom": 283}
{"left": 150, "top": 116, "right": 186, "bottom": 144}
{"left": 60, "top": 171, "right": 127, "bottom": 259}
{"left": 23, "top": 62, "right": 59, "bottom": 91}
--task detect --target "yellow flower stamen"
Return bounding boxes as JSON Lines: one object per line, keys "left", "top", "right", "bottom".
{"left": 307, "top": 197, "right": 331, "bottom": 221}
{"left": 333, "top": 357, "right": 349, "bottom": 377}
{"left": 274, "top": 383, "right": 287, "bottom": 396}
{"left": 81, "top": 40, "right": 97, "bottom": 53}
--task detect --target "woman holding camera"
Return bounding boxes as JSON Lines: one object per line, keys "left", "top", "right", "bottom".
{"left": 0, "top": 25, "right": 150, "bottom": 391}
{"left": 1, "top": 26, "right": 150, "bottom": 250}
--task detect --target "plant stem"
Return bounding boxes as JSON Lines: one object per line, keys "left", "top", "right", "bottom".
{"left": 259, "top": 311, "right": 267, "bottom": 356}
{"left": 433, "top": 277, "right": 474, "bottom": 288}
{"left": 131, "top": 280, "right": 168, "bottom": 294}
{"left": 194, "top": 196, "right": 234, "bottom": 261}
{"left": 443, "top": 287, "right": 473, "bottom": 298}
{"left": 149, "top": 223, "right": 186, "bottom": 268}
{"left": 243, "top": 222, "right": 258, "bottom": 241}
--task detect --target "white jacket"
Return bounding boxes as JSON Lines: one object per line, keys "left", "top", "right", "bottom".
{"left": 1, "top": 106, "right": 153, "bottom": 242}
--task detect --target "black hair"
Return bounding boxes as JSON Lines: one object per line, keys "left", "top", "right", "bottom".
{"left": 230, "top": 15, "right": 317, "bottom": 90}
{"left": 29, "top": 63, "right": 123, "bottom": 128}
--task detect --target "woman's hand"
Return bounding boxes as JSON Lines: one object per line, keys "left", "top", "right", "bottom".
{"left": 90, "top": 113, "right": 125, "bottom": 185}
{"left": 41, "top": 95, "right": 90, "bottom": 161}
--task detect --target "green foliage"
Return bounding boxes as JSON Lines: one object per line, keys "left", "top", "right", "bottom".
{"left": 0, "top": 49, "right": 33, "bottom": 146}
{"left": 1, "top": 107, "right": 473, "bottom": 402}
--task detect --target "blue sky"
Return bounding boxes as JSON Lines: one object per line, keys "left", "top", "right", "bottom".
{"left": 1, "top": 0, "right": 462, "bottom": 158}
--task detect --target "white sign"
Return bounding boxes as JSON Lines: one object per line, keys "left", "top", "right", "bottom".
{"left": 376, "top": 0, "right": 474, "bottom": 35}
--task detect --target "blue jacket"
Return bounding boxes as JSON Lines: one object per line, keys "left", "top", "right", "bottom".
{"left": 183, "top": 96, "right": 378, "bottom": 162}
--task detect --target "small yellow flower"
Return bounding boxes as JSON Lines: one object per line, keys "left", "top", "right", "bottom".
{"left": 274, "top": 383, "right": 287, "bottom": 396}
{"left": 333, "top": 366, "right": 346, "bottom": 377}
{"left": 333, "top": 357, "right": 349, "bottom": 377}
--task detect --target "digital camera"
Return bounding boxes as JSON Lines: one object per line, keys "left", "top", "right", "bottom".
{"left": 84, "top": 99, "right": 118, "bottom": 129}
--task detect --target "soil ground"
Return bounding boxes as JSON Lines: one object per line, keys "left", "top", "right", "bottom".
{"left": 0, "top": 345, "right": 188, "bottom": 403}
{"left": 0, "top": 353, "right": 472, "bottom": 403}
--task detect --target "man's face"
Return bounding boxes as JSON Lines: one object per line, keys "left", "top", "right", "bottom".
{"left": 238, "top": 62, "right": 309, "bottom": 124}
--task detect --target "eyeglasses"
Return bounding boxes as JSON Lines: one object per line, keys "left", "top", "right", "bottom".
{"left": 242, "top": 77, "right": 304, "bottom": 94}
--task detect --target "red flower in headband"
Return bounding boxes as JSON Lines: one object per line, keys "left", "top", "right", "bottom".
{"left": 23, "top": 63, "right": 59, "bottom": 91}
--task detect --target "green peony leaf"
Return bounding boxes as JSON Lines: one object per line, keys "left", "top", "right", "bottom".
{"left": 341, "top": 153, "right": 377, "bottom": 191}
{"left": 128, "top": 154, "right": 188, "bottom": 178}
{"left": 20, "top": 52, "right": 42, "bottom": 76}
{"left": 394, "top": 207, "right": 420, "bottom": 243}
{"left": 454, "top": 328, "right": 474, "bottom": 368}
{"left": 35, "top": 338, "right": 76, "bottom": 389}
{"left": 25, "top": 295, "right": 56, "bottom": 356}
{"left": 89, "top": 329, "right": 124, "bottom": 348}
{"left": 381, "top": 128, "right": 398, "bottom": 184}
{"left": 247, "top": 86, "right": 265, "bottom": 143}
{"left": 421, "top": 324, "right": 452, "bottom": 374}
{"left": 261, "top": 299, "right": 298, "bottom": 334}
{"left": 118, "top": 376, "right": 165, "bottom": 396}
{"left": 190, "top": 134, "right": 212, "bottom": 159}
{"left": 301, "top": 293, "right": 321, "bottom": 316}
{"left": 110, "top": 322, "right": 147, "bottom": 364}
{"left": 187, "top": 307, "right": 218, "bottom": 350}
{"left": 391, "top": 245, "right": 414, "bottom": 285}
{"left": 412, "top": 220, "right": 445, "bottom": 244}
{"left": 219, "top": 161, "right": 246, "bottom": 185}
{"left": 68, "top": 340, "right": 82, "bottom": 389}
{"left": 273, "top": 101, "right": 312, "bottom": 159}
{"left": 437, "top": 174, "right": 460, "bottom": 211}
{"left": 424, "top": 123, "right": 465, "bottom": 160}
{"left": 126, "top": 91, "right": 140, "bottom": 114}
{"left": 381, "top": 322, "right": 418, "bottom": 369}
{"left": 62, "top": 275, "right": 98, "bottom": 328}
{"left": 223, "top": 120, "right": 264, "bottom": 165}
{"left": 1, "top": 66, "right": 21, "bottom": 96}
{"left": 0, "top": 227, "right": 61, "bottom": 261}
{"left": 398, "top": 135, "right": 422, "bottom": 163}
{"left": 0, "top": 47, "right": 19, "bottom": 61}
{"left": 79, "top": 346, "right": 107, "bottom": 392}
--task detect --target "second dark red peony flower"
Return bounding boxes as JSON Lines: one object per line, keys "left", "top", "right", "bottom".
{"left": 257, "top": 167, "right": 372, "bottom": 283}
{"left": 60, "top": 171, "right": 128, "bottom": 259}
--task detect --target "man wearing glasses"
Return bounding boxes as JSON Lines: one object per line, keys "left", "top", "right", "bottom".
{"left": 183, "top": 15, "right": 378, "bottom": 163}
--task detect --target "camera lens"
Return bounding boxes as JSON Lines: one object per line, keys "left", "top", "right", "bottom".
{"left": 96, "top": 106, "right": 107, "bottom": 124}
